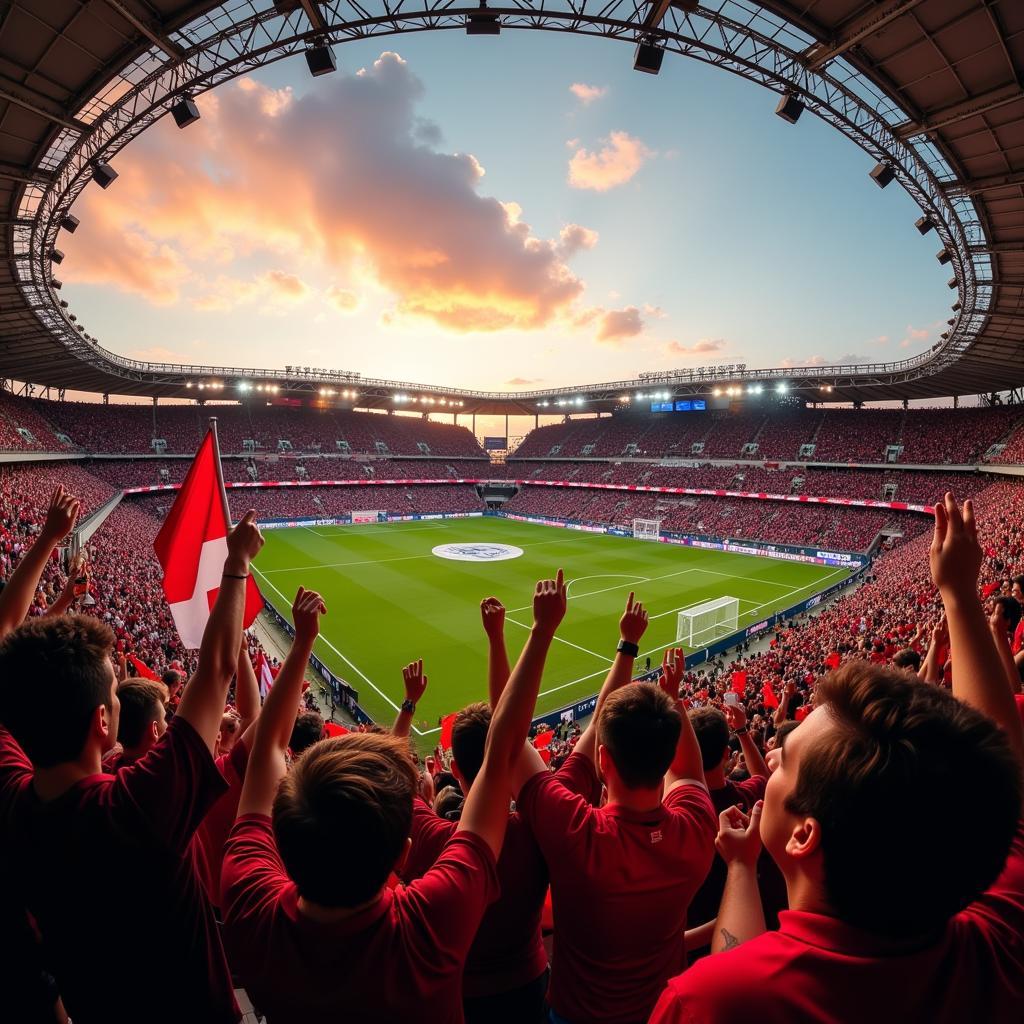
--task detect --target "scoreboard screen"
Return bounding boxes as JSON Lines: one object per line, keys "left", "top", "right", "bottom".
{"left": 649, "top": 399, "right": 706, "bottom": 413}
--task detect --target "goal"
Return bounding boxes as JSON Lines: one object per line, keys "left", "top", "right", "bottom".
{"left": 632, "top": 518, "right": 662, "bottom": 541}
{"left": 351, "top": 510, "right": 384, "bottom": 525}
{"left": 676, "top": 596, "right": 740, "bottom": 648}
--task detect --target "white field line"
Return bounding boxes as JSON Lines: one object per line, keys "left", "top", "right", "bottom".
{"left": 262, "top": 535, "right": 567, "bottom": 574}
{"left": 507, "top": 568, "right": 698, "bottom": 614}
{"left": 505, "top": 615, "right": 614, "bottom": 666}
{"left": 252, "top": 565, "right": 420, "bottom": 734}
{"left": 649, "top": 596, "right": 759, "bottom": 622}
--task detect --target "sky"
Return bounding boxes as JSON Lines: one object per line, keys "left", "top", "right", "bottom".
{"left": 60, "top": 31, "right": 952, "bottom": 398}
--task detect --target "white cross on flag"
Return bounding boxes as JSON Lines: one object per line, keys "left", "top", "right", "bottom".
{"left": 256, "top": 649, "right": 275, "bottom": 699}
{"left": 154, "top": 428, "right": 262, "bottom": 649}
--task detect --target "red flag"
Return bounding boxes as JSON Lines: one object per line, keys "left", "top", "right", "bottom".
{"left": 696, "top": 688, "right": 709, "bottom": 701}
{"left": 153, "top": 428, "right": 262, "bottom": 648}
{"left": 538, "top": 746, "right": 552, "bottom": 766}
{"left": 731, "top": 670, "right": 747, "bottom": 694}
{"left": 761, "top": 682, "right": 779, "bottom": 709}
{"left": 128, "top": 654, "right": 158, "bottom": 681}
{"left": 440, "top": 712, "right": 457, "bottom": 750}
{"left": 323, "top": 722, "right": 349, "bottom": 737}
{"left": 534, "top": 729, "right": 554, "bottom": 749}
{"left": 256, "top": 650, "right": 275, "bottom": 699}
{"left": 825, "top": 651, "right": 842, "bottom": 670}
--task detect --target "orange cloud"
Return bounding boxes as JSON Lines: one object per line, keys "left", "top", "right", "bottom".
{"left": 326, "top": 286, "right": 360, "bottom": 312}
{"left": 665, "top": 338, "right": 725, "bottom": 357}
{"left": 506, "top": 376, "right": 542, "bottom": 386}
{"left": 61, "top": 53, "right": 594, "bottom": 333}
{"left": 569, "top": 83, "right": 608, "bottom": 105}
{"left": 568, "top": 131, "right": 654, "bottom": 191}
{"left": 597, "top": 306, "right": 644, "bottom": 344}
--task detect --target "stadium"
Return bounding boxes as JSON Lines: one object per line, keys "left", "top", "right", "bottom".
{"left": 1, "top": 2, "right": 1023, "bottom": 1024}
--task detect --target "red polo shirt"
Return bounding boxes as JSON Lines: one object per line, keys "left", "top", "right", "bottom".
{"left": 0, "top": 718, "right": 238, "bottom": 1024}
{"left": 403, "top": 797, "right": 548, "bottom": 996}
{"left": 650, "top": 821, "right": 1024, "bottom": 1024}
{"left": 196, "top": 737, "right": 250, "bottom": 907}
{"left": 221, "top": 814, "right": 499, "bottom": 1023}
{"left": 517, "top": 753, "right": 716, "bottom": 1024}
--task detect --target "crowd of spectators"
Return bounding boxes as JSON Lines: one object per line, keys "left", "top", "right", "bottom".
{"left": 0, "top": 463, "right": 1022, "bottom": 1023}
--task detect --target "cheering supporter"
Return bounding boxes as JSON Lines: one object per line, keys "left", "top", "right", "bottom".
{"left": 104, "top": 678, "right": 167, "bottom": 769}
{"left": 650, "top": 493, "right": 1024, "bottom": 1023}
{"left": 504, "top": 594, "right": 716, "bottom": 1024}
{"left": 0, "top": 509, "right": 265, "bottom": 1024}
{"left": 220, "top": 572, "right": 569, "bottom": 1023}
{"left": 394, "top": 599, "right": 550, "bottom": 1024}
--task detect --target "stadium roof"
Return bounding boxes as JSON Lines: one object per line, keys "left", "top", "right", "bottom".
{"left": 0, "top": 0, "right": 1020, "bottom": 413}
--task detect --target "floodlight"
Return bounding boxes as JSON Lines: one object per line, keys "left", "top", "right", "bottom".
{"left": 50, "top": 248, "right": 64, "bottom": 264}
{"left": 775, "top": 93, "right": 804, "bottom": 124}
{"left": 915, "top": 215, "right": 935, "bottom": 235}
{"left": 947, "top": 276, "right": 958, "bottom": 289}
{"left": 92, "top": 161, "right": 117, "bottom": 189}
{"left": 305, "top": 42, "right": 337, "bottom": 77}
{"left": 170, "top": 95, "right": 201, "bottom": 129}
{"left": 936, "top": 248, "right": 951, "bottom": 265}
{"left": 634, "top": 39, "right": 664, "bottom": 75}
{"left": 466, "top": 5, "right": 501, "bottom": 34}
{"left": 869, "top": 162, "right": 895, "bottom": 188}
{"left": 60, "top": 214, "right": 80, "bottom": 233}
{"left": 952, "top": 301, "right": 961, "bottom": 311}
{"left": 51, "top": 278, "right": 62, "bottom": 290}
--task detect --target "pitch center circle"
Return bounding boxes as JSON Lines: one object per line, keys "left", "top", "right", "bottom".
{"left": 432, "top": 543, "right": 524, "bottom": 562}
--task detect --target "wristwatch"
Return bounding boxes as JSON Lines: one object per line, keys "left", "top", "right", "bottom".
{"left": 401, "top": 699, "right": 416, "bottom": 714}
{"left": 616, "top": 639, "right": 640, "bottom": 658}
{"left": 734, "top": 726, "right": 749, "bottom": 736}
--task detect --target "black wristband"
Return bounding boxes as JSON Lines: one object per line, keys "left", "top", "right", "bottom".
{"left": 616, "top": 639, "right": 640, "bottom": 658}
{"left": 401, "top": 699, "right": 416, "bottom": 714}
{"left": 222, "top": 572, "right": 249, "bottom": 580}
{"left": 734, "top": 727, "right": 749, "bottom": 736}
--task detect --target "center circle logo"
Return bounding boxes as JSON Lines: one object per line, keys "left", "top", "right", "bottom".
{"left": 432, "top": 543, "right": 524, "bottom": 562}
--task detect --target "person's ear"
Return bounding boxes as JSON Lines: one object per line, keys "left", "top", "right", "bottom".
{"left": 597, "top": 743, "right": 611, "bottom": 781}
{"left": 786, "top": 816, "right": 823, "bottom": 860}
{"left": 95, "top": 704, "right": 112, "bottom": 743}
{"left": 150, "top": 719, "right": 160, "bottom": 745}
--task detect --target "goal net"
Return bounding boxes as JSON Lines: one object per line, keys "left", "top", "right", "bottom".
{"left": 632, "top": 518, "right": 662, "bottom": 541}
{"left": 351, "top": 510, "right": 384, "bottom": 525}
{"left": 676, "top": 596, "right": 740, "bottom": 648}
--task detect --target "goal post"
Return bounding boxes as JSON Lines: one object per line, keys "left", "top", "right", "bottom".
{"left": 676, "top": 596, "right": 740, "bottom": 648}
{"left": 632, "top": 518, "right": 662, "bottom": 541}
{"left": 351, "top": 510, "right": 384, "bottom": 525}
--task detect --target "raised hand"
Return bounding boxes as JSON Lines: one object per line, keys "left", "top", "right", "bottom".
{"left": 715, "top": 801, "right": 763, "bottom": 867}
{"left": 723, "top": 701, "right": 747, "bottom": 732}
{"left": 292, "top": 587, "right": 326, "bottom": 645}
{"left": 402, "top": 658, "right": 429, "bottom": 704}
{"left": 658, "top": 647, "right": 685, "bottom": 699}
{"left": 480, "top": 597, "right": 506, "bottom": 639}
{"left": 41, "top": 485, "right": 81, "bottom": 543}
{"left": 619, "top": 592, "right": 649, "bottom": 645}
{"left": 930, "top": 492, "right": 982, "bottom": 599}
{"left": 533, "top": 568, "right": 567, "bottom": 638}
{"left": 226, "top": 510, "right": 264, "bottom": 571}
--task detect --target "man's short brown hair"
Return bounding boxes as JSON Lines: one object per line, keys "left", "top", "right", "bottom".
{"left": 273, "top": 733, "right": 417, "bottom": 908}
{"left": 451, "top": 702, "right": 491, "bottom": 787}
{"left": 598, "top": 684, "right": 681, "bottom": 789}
{"left": 0, "top": 615, "right": 115, "bottom": 767}
{"left": 788, "top": 661, "right": 1021, "bottom": 937}
{"left": 689, "top": 706, "right": 731, "bottom": 771}
{"left": 116, "top": 680, "right": 165, "bottom": 749}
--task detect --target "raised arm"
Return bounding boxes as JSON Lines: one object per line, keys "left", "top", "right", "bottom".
{"left": 393, "top": 659, "right": 428, "bottom": 739}
{"left": 481, "top": 597, "right": 511, "bottom": 705}
{"left": 0, "top": 486, "right": 80, "bottom": 637}
{"left": 661, "top": 647, "right": 707, "bottom": 792}
{"left": 931, "top": 493, "right": 1024, "bottom": 767}
{"left": 724, "top": 702, "right": 769, "bottom": 779}
{"left": 43, "top": 553, "right": 87, "bottom": 618}
{"left": 989, "top": 606, "right": 1023, "bottom": 696}
{"left": 234, "top": 638, "right": 262, "bottom": 739}
{"left": 238, "top": 587, "right": 325, "bottom": 817}
{"left": 573, "top": 592, "right": 648, "bottom": 765}
{"left": 460, "top": 570, "right": 566, "bottom": 859}
{"left": 176, "top": 511, "right": 264, "bottom": 753}
{"left": 919, "top": 615, "right": 948, "bottom": 685}
{"left": 774, "top": 680, "right": 794, "bottom": 727}
{"left": 711, "top": 802, "right": 766, "bottom": 953}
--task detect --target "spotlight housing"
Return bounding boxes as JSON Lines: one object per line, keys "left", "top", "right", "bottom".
{"left": 60, "top": 214, "right": 80, "bottom": 233}
{"left": 305, "top": 42, "right": 337, "bottom": 77}
{"left": 915, "top": 215, "right": 935, "bottom": 235}
{"left": 633, "top": 38, "right": 664, "bottom": 75}
{"left": 92, "top": 161, "right": 117, "bottom": 189}
{"left": 869, "top": 162, "right": 895, "bottom": 188}
{"left": 466, "top": 5, "right": 501, "bottom": 34}
{"left": 775, "top": 93, "right": 804, "bottom": 124}
{"left": 50, "top": 248, "right": 64, "bottom": 264}
{"left": 170, "top": 95, "right": 201, "bottom": 129}
{"left": 936, "top": 248, "right": 951, "bottom": 265}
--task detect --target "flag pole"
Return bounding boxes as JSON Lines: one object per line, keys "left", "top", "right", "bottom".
{"left": 208, "top": 416, "right": 233, "bottom": 527}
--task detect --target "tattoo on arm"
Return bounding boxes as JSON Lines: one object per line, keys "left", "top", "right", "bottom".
{"left": 720, "top": 928, "right": 741, "bottom": 951}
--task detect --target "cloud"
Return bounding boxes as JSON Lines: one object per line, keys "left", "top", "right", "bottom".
{"left": 557, "top": 224, "right": 599, "bottom": 259}
{"left": 779, "top": 354, "right": 828, "bottom": 368}
{"left": 597, "top": 306, "right": 644, "bottom": 344}
{"left": 569, "top": 83, "right": 608, "bottom": 105}
{"left": 665, "top": 338, "right": 725, "bottom": 357}
{"left": 568, "top": 131, "right": 654, "bottom": 191}
{"left": 836, "top": 353, "right": 872, "bottom": 365}
{"left": 61, "top": 53, "right": 595, "bottom": 333}
{"left": 505, "top": 376, "right": 542, "bottom": 386}
{"left": 128, "top": 345, "right": 195, "bottom": 362}
{"left": 899, "top": 324, "right": 930, "bottom": 348}
{"left": 866, "top": 335, "right": 889, "bottom": 346}
{"left": 326, "top": 285, "right": 360, "bottom": 312}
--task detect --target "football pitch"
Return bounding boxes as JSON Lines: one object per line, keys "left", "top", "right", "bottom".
{"left": 251, "top": 517, "right": 851, "bottom": 740}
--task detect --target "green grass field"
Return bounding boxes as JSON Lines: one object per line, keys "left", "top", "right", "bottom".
{"left": 251, "top": 517, "right": 850, "bottom": 740}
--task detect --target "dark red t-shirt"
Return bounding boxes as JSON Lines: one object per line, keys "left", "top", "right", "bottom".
{"left": 402, "top": 797, "right": 548, "bottom": 996}
{"left": 517, "top": 754, "right": 716, "bottom": 1024}
{"left": 650, "top": 821, "right": 1024, "bottom": 1024}
{"left": 196, "top": 737, "right": 250, "bottom": 907}
{"left": 0, "top": 717, "right": 238, "bottom": 1024}
{"left": 221, "top": 814, "right": 499, "bottom": 1023}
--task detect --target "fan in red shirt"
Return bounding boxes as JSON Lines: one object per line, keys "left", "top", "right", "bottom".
{"left": 0, "top": 506, "right": 265, "bottom": 1024}
{"left": 509, "top": 593, "right": 717, "bottom": 1024}
{"left": 220, "top": 571, "right": 570, "bottom": 1024}
{"left": 397, "top": 597, "right": 549, "bottom": 1023}
{"left": 651, "top": 493, "right": 1024, "bottom": 1024}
